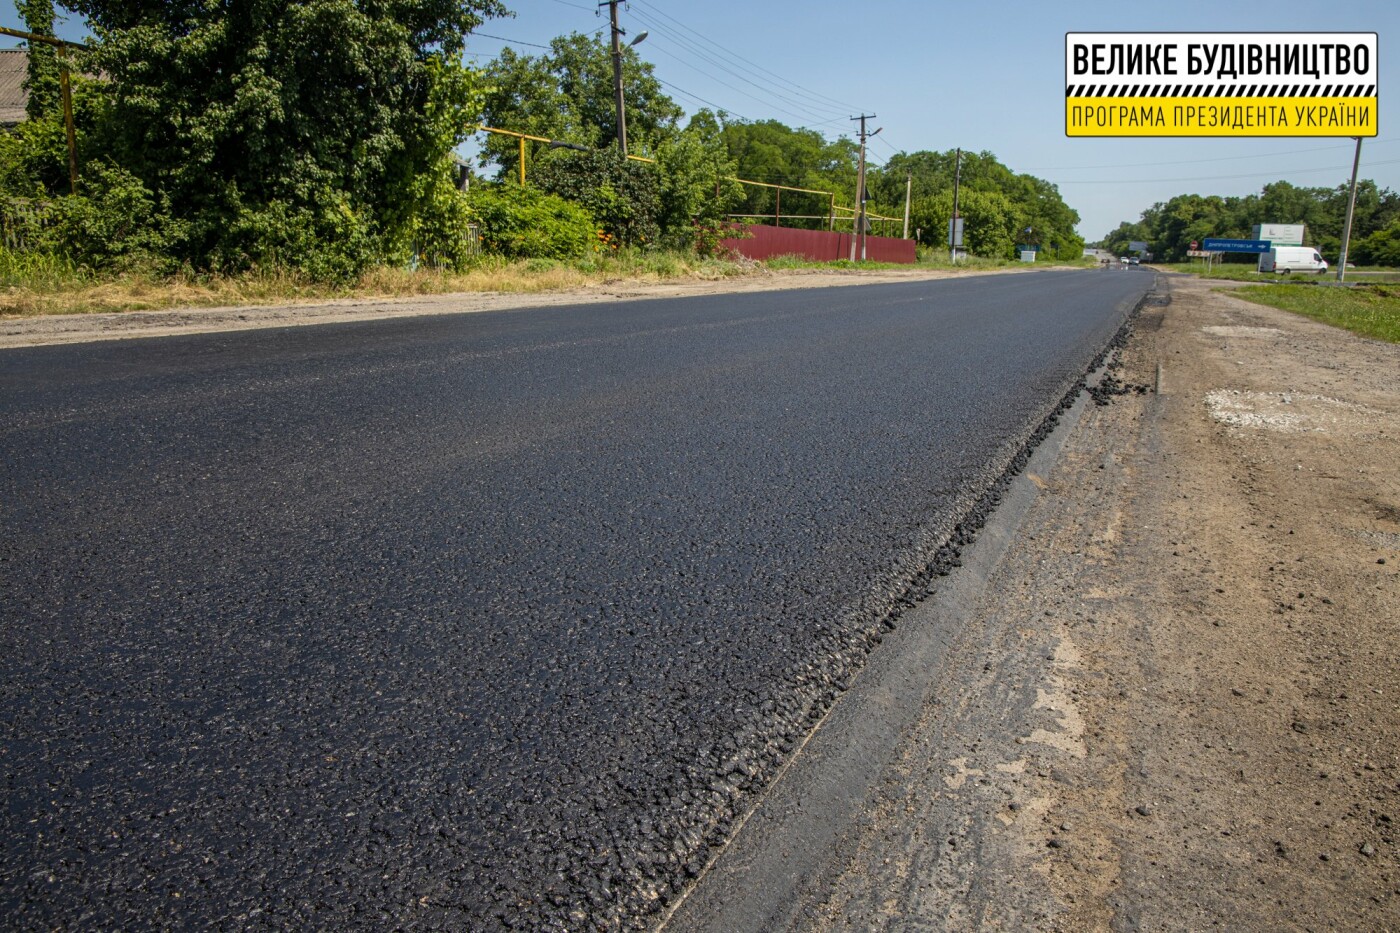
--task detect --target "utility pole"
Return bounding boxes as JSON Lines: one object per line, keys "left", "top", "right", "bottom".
{"left": 602, "top": 0, "right": 628, "bottom": 154}
{"left": 1336, "top": 136, "right": 1363, "bottom": 283}
{"left": 850, "top": 115, "right": 877, "bottom": 261}
{"left": 950, "top": 147, "right": 962, "bottom": 264}
{"left": 902, "top": 171, "right": 912, "bottom": 240}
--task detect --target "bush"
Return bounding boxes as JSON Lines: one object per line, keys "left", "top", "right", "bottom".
{"left": 468, "top": 184, "right": 596, "bottom": 260}
{"left": 40, "top": 161, "right": 185, "bottom": 272}
{"left": 201, "top": 192, "right": 378, "bottom": 283}
{"left": 532, "top": 148, "right": 660, "bottom": 248}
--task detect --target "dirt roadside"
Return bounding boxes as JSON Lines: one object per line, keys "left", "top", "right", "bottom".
{"left": 804, "top": 274, "right": 1399, "bottom": 931}
{"left": 0, "top": 264, "right": 1071, "bottom": 350}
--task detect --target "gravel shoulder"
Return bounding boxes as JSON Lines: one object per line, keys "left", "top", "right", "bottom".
{"left": 0, "top": 264, "right": 1070, "bottom": 349}
{"left": 793, "top": 274, "right": 1399, "bottom": 930}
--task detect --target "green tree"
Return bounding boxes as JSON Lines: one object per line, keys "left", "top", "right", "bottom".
{"left": 654, "top": 111, "right": 744, "bottom": 253}
{"left": 478, "top": 32, "right": 682, "bottom": 178}
{"left": 1102, "top": 176, "right": 1400, "bottom": 265}
{"left": 879, "top": 149, "right": 1082, "bottom": 258}
{"left": 1354, "top": 217, "right": 1400, "bottom": 266}
{"left": 64, "top": 0, "right": 505, "bottom": 275}
{"left": 911, "top": 189, "right": 1016, "bottom": 257}
{"left": 16, "top": 0, "right": 61, "bottom": 120}
{"left": 719, "top": 119, "right": 859, "bottom": 229}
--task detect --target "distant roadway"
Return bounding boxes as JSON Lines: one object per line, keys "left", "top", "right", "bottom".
{"left": 1, "top": 269, "right": 1151, "bottom": 929}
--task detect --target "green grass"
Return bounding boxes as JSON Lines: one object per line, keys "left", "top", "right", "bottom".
{"left": 762, "top": 254, "right": 909, "bottom": 271}
{"left": 0, "top": 246, "right": 94, "bottom": 291}
{"left": 1229, "top": 283, "right": 1400, "bottom": 343}
{"left": 1154, "top": 261, "right": 1276, "bottom": 281}
{"left": 1155, "top": 260, "right": 1400, "bottom": 284}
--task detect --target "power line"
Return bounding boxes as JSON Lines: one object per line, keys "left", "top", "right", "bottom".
{"left": 1023, "top": 138, "right": 1397, "bottom": 172}
{"left": 1050, "top": 157, "right": 1400, "bottom": 185}
{"left": 626, "top": 11, "right": 850, "bottom": 127}
{"left": 472, "top": 32, "right": 554, "bottom": 50}
{"left": 653, "top": 77, "right": 751, "bottom": 123}
{"left": 630, "top": 0, "right": 866, "bottom": 115}
{"left": 640, "top": 39, "right": 845, "bottom": 129}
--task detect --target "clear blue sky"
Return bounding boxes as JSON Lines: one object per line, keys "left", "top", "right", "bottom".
{"left": 7, "top": 0, "right": 1397, "bottom": 240}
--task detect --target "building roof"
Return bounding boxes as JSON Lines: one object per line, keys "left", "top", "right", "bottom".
{"left": 1, "top": 48, "right": 28, "bottom": 126}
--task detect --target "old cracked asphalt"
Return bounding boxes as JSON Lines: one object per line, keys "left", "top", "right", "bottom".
{"left": 1, "top": 269, "right": 1151, "bottom": 929}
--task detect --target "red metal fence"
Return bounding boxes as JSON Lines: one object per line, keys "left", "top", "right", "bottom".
{"left": 719, "top": 224, "right": 917, "bottom": 264}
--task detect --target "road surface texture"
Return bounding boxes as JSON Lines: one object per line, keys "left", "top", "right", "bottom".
{"left": 2, "top": 269, "right": 1150, "bottom": 930}
{"left": 741, "top": 276, "right": 1394, "bottom": 932}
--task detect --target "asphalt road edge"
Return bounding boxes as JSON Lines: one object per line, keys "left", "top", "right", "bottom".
{"left": 659, "top": 280, "right": 1157, "bottom": 932}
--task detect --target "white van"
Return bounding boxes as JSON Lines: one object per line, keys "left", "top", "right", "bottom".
{"left": 1259, "top": 246, "right": 1328, "bottom": 274}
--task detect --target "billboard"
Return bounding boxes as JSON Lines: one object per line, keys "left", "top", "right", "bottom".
{"left": 1066, "top": 33, "right": 1378, "bottom": 137}
{"left": 1253, "top": 223, "right": 1305, "bottom": 246}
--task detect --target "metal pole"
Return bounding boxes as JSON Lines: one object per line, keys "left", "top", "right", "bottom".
{"left": 1336, "top": 136, "right": 1363, "bottom": 283}
{"left": 59, "top": 53, "right": 78, "bottom": 195}
{"left": 2, "top": 26, "right": 83, "bottom": 194}
{"left": 902, "top": 171, "right": 911, "bottom": 240}
{"left": 518, "top": 135, "right": 526, "bottom": 186}
{"left": 950, "top": 147, "right": 961, "bottom": 263}
{"left": 775, "top": 188, "right": 780, "bottom": 228}
{"left": 606, "top": 0, "right": 628, "bottom": 154}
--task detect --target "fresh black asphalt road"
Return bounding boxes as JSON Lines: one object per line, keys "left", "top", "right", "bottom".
{"left": 1, "top": 269, "right": 1151, "bottom": 930}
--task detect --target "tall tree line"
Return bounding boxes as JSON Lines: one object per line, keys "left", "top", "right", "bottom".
{"left": 1099, "top": 179, "right": 1400, "bottom": 265}
{"left": 478, "top": 33, "right": 1086, "bottom": 261}
{"left": 4, "top": 0, "right": 506, "bottom": 276}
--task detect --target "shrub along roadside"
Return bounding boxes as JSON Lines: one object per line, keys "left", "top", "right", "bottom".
{"left": 467, "top": 185, "right": 598, "bottom": 260}
{"left": 0, "top": 248, "right": 750, "bottom": 316}
{"left": 0, "top": 246, "right": 1009, "bottom": 318}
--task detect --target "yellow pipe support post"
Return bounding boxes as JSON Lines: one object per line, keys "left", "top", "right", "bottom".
{"left": 59, "top": 51, "right": 77, "bottom": 194}
{"left": 519, "top": 135, "right": 526, "bottom": 186}
{"left": 1, "top": 26, "right": 85, "bottom": 194}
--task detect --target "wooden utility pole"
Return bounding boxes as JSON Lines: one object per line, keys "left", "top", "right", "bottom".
{"left": 602, "top": 0, "right": 628, "bottom": 154}
{"left": 850, "top": 115, "right": 876, "bottom": 261}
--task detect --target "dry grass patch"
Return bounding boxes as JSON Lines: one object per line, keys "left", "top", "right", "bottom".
{"left": 0, "top": 251, "right": 766, "bottom": 318}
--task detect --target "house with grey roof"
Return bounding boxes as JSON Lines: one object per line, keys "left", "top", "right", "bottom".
{"left": 1, "top": 48, "right": 28, "bottom": 127}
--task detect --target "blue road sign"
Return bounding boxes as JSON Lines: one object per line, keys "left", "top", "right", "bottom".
{"left": 1202, "top": 238, "right": 1271, "bottom": 254}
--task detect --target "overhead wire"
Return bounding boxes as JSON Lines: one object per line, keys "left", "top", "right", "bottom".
{"left": 1023, "top": 137, "right": 1396, "bottom": 172}
{"left": 471, "top": 32, "right": 554, "bottom": 50}
{"left": 1050, "top": 157, "right": 1400, "bottom": 185}
{"left": 638, "top": 37, "right": 845, "bottom": 128}
{"left": 624, "top": 10, "right": 851, "bottom": 128}
{"left": 629, "top": 0, "right": 866, "bottom": 115}
{"left": 653, "top": 77, "right": 751, "bottom": 122}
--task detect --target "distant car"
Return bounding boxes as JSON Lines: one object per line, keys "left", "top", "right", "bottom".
{"left": 1128, "top": 257, "right": 1140, "bottom": 265}
{"left": 1120, "top": 256, "right": 1130, "bottom": 264}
